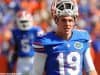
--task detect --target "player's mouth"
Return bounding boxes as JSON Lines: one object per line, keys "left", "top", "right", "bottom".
{"left": 64, "top": 27, "right": 71, "bottom": 31}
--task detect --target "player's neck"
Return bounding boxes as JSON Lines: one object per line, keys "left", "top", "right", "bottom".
{"left": 55, "top": 31, "right": 72, "bottom": 40}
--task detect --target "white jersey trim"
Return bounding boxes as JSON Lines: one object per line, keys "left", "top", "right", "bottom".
{"left": 32, "top": 44, "right": 44, "bottom": 48}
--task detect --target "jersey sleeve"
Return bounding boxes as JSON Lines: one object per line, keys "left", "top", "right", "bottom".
{"left": 83, "top": 48, "right": 96, "bottom": 72}
{"left": 78, "top": 30, "right": 96, "bottom": 72}
{"left": 33, "top": 36, "right": 46, "bottom": 53}
{"left": 31, "top": 34, "right": 47, "bottom": 75}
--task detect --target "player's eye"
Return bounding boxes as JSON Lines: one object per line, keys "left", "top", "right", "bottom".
{"left": 61, "top": 18, "right": 67, "bottom": 22}
{"left": 68, "top": 19, "right": 73, "bottom": 22}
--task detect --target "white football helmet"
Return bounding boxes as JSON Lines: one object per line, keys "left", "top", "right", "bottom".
{"left": 51, "top": 0, "right": 78, "bottom": 18}
{"left": 16, "top": 11, "right": 33, "bottom": 30}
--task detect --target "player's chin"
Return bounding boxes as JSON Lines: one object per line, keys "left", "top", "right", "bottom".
{"left": 64, "top": 30, "right": 71, "bottom": 34}
{"left": 65, "top": 32, "right": 70, "bottom": 35}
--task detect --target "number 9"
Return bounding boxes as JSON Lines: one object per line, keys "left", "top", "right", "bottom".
{"left": 67, "top": 52, "right": 80, "bottom": 75}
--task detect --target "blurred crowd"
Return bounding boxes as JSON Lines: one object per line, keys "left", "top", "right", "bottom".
{"left": 0, "top": 0, "right": 99, "bottom": 74}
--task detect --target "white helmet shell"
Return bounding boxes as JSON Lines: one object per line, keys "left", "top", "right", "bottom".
{"left": 16, "top": 11, "right": 33, "bottom": 30}
{"left": 51, "top": 0, "right": 78, "bottom": 17}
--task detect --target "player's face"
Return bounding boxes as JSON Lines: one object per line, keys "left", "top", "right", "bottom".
{"left": 57, "top": 16, "right": 75, "bottom": 35}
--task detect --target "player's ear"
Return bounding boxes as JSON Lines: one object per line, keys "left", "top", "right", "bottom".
{"left": 74, "top": 15, "right": 79, "bottom": 22}
{"left": 74, "top": 16, "right": 79, "bottom": 28}
{"left": 54, "top": 16, "right": 59, "bottom": 24}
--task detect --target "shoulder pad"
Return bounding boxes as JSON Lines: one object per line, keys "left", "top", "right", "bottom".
{"left": 72, "top": 29, "right": 90, "bottom": 41}
{"left": 39, "top": 32, "right": 63, "bottom": 46}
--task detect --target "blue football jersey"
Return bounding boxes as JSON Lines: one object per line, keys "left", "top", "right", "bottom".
{"left": 33, "top": 29, "right": 90, "bottom": 75}
{"left": 11, "top": 26, "right": 43, "bottom": 57}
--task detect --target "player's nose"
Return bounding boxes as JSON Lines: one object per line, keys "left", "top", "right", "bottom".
{"left": 64, "top": 25, "right": 71, "bottom": 30}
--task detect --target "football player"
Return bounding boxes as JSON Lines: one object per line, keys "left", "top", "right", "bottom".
{"left": 10, "top": 10, "right": 44, "bottom": 75}
{"left": 31, "top": 0, "right": 97, "bottom": 75}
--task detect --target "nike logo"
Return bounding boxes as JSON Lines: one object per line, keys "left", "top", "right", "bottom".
{"left": 53, "top": 46, "right": 58, "bottom": 49}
